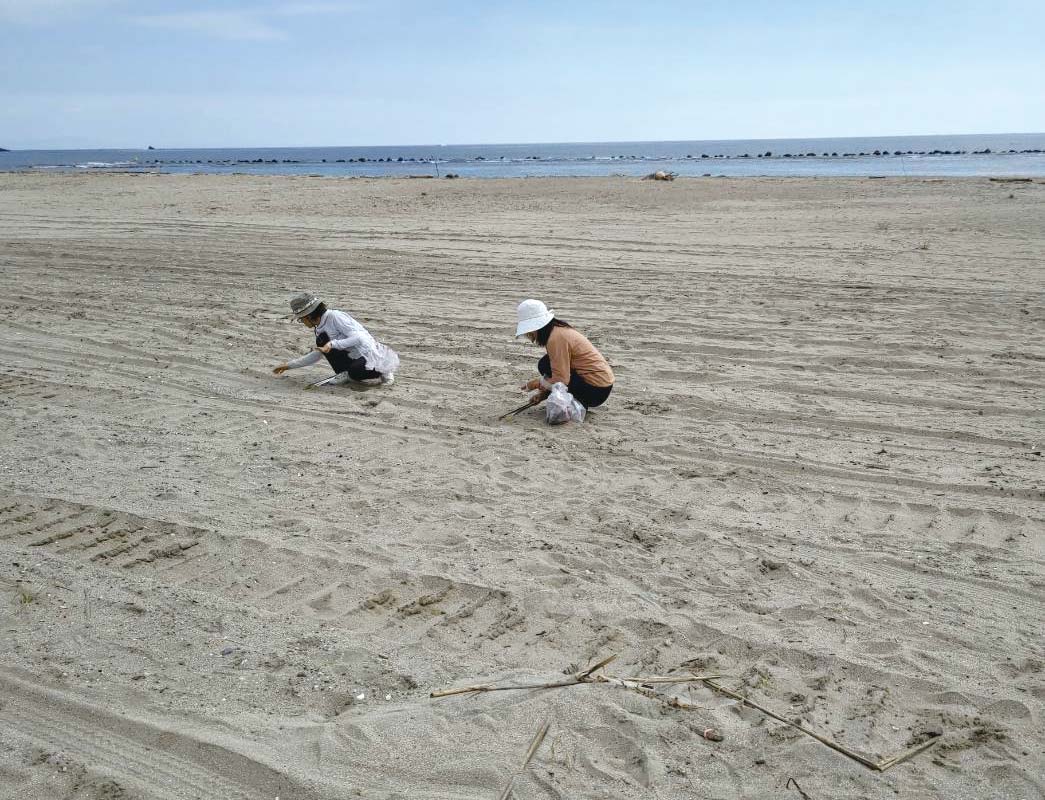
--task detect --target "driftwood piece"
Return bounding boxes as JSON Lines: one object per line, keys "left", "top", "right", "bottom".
{"left": 642, "top": 170, "right": 677, "bottom": 181}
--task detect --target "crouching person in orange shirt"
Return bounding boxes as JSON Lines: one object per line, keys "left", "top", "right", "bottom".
{"left": 515, "top": 299, "right": 614, "bottom": 409}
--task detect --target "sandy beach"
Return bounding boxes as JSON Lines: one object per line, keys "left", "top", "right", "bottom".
{"left": 0, "top": 172, "right": 1042, "bottom": 799}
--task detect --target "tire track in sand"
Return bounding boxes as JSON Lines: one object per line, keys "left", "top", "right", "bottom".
{"left": 0, "top": 668, "right": 317, "bottom": 800}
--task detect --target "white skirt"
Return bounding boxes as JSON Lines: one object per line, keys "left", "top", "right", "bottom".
{"left": 365, "top": 342, "right": 399, "bottom": 375}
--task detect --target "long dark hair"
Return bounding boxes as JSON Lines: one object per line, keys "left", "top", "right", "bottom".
{"left": 534, "top": 318, "right": 572, "bottom": 347}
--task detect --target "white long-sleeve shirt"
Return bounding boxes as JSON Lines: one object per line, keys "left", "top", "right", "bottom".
{"left": 286, "top": 309, "right": 399, "bottom": 375}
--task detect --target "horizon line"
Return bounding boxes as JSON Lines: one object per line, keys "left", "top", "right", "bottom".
{"left": 4, "top": 131, "right": 1045, "bottom": 153}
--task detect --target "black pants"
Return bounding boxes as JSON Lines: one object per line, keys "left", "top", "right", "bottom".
{"left": 318, "top": 333, "right": 382, "bottom": 381}
{"left": 538, "top": 354, "right": 612, "bottom": 409}
{"left": 337, "top": 355, "right": 382, "bottom": 381}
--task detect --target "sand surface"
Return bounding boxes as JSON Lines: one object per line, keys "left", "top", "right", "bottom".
{"left": 0, "top": 172, "right": 1042, "bottom": 799}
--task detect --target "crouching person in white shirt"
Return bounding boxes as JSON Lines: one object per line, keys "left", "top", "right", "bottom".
{"left": 273, "top": 292, "right": 399, "bottom": 386}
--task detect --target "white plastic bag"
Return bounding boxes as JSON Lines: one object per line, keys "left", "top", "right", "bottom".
{"left": 545, "top": 382, "right": 586, "bottom": 425}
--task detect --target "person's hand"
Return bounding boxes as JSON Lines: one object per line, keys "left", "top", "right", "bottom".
{"left": 316, "top": 343, "right": 332, "bottom": 354}
{"left": 522, "top": 377, "right": 540, "bottom": 392}
{"left": 273, "top": 364, "right": 289, "bottom": 375}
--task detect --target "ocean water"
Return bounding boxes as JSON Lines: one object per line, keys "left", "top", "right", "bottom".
{"left": 2, "top": 133, "right": 1044, "bottom": 178}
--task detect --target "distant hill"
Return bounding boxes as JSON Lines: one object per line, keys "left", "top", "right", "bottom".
{"left": 0, "top": 148, "right": 9, "bottom": 152}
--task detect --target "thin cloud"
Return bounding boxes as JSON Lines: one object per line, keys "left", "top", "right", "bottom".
{"left": 269, "top": 1, "right": 358, "bottom": 15}
{"left": 133, "top": 10, "right": 286, "bottom": 41}
{"left": 130, "top": 3, "right": 359, "bottom": 40}
{"left": 0, "top": 0, "right": 122, "bottom": 23}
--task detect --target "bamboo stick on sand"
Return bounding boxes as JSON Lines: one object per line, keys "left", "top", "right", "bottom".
{"left": 700, "top": 678, "right": 941, "bottom": 772}
{"left": 497, "top": 718, "right": 551, "bottom": 800}
{"left": 432, "top": 656, "right": 942, "bottom": 773}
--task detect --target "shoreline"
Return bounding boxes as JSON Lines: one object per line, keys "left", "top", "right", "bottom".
{"left": 6, "top": 135, "right": 1045, "bottom": 180}
{"left": 7, "top": 170, "right": 1045, "bottom": 182}
{"left": 8, "top": 166, "right": 1045, "bottom": 180}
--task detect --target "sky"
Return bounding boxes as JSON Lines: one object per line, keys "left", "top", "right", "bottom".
{"left": 2, "top": 0, "right": 1044, "bottom": 149}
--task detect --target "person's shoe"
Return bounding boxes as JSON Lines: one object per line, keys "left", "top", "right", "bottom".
{"left": 380, "top": 373, "right": 395, "bottom": 385}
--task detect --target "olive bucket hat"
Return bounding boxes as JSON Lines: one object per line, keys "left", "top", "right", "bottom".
{"left": 289, "top": 292, "right": 323, "bottom": 319}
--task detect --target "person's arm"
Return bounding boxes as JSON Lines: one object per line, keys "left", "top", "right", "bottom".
{"left": 275, "top": 350, "right": 323, "bottom": 373}
{"left": 323, "top": 310, "right": 367, "bottom": 351}
{"left": 542, "top": 332, "right": 571, "bottom": 388}
{"left": 328, "top": 331, "right": 364, "bottom": 351}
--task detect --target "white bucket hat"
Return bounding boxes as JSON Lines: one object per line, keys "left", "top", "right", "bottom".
{"left": 515, "top": 299, "right": 555, "bottom": 337}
